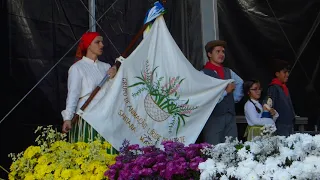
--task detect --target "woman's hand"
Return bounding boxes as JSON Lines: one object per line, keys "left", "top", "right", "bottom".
{"left": 107, "top": 66, "right": 117, "bottom": 78}
{"left": 62, "top": 120, "right": 72, "bottom": 133}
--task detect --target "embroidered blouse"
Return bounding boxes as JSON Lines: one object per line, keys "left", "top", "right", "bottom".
{"left": 61, "top": 56, "right": 111, "bottom": 120}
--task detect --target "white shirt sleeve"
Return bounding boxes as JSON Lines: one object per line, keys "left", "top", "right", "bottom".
{"left": 230, "top": 70, "right": 244, "bottom": 103}
{"left": 61, "top": 65, "right": 83, "bottom": 120}
{"left": 244, "top": 102, "right": 275, "bottom": 126}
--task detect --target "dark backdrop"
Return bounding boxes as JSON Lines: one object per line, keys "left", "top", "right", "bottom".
{"left": 1, "top": 0, "right": 320, "bottom": 178}
{"left": 218, "top": 0, "right": 320, "bottom": 119}
{"left": 217, "top": 0, "right": 320, "bottom": 141}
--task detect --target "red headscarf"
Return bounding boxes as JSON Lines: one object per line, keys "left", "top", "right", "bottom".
{"left": 270, "top": 78, "right": 289, "bottom": 96}
{"left": 204, "top": 62, "right": 225, "bottom": 79}
{"left": 75, "top": 32, "right": 101, "bottom": 61}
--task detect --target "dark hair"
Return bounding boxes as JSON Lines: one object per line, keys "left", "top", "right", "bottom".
{"left": 271, "top": 59, "right": 291, "bottom": 76}
{"left": 243, "top": 79, "right": 261, "bottom": 113}
{"left": 206, "top": 47, "right": 214, "bottom": 59}
{"left": 243, "top": 79, "right": 260, "bottom": 95}
{"left": 205, "top": 40, "right": 226, "bottom": 59}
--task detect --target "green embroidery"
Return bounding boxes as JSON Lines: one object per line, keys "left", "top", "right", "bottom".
{"left": 129, "top": 60, "right": 198, "bottom": 135}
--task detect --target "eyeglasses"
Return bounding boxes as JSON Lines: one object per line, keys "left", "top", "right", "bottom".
{"left": 250, "top": 88, "right": 263, "bottom": 92}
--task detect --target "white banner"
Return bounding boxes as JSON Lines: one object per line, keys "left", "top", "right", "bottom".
{"left": 82, "top": 16, "right": 233, "bottom": 150}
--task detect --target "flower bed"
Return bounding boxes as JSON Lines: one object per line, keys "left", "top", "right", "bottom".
{"left": 8, "top": 126, "right": 117, "bottom": 180}
{"left": 6, "top": 125, "right": 320, "bottom": 180}
{"left": 199, "top": 133, "right": 320, "bottom": 180}
{"left": 105, "top": 140, "right": 211, "bottom": 180}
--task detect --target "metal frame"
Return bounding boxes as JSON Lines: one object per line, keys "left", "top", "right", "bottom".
{"left": 89, "top": 0, "right": 96, "bottom": 32}
{"left": 200, "top": 0, "right": 219, "bottom": 65}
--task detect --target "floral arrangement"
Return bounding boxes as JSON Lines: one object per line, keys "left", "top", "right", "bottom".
{"left": 129, "top": 59, "right": 198, "bottom": 134}
{"left": 105, "top": 140, "right": 211, "bottom": 180}
{"left": 8, "top": 125, "right": 117, "bottom": 180}
{"left": 199, "top": 132, "right": 320, "bottom": 180}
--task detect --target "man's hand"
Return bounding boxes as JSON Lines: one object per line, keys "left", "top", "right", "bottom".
{"left": 107, "top": 66, "right": 117, "bottom": 78}
{"left": 225, "top": 83, "right": 235, "bottom": 94}
{"left": 62, "top": 120, "right": 72, "bottom": 133}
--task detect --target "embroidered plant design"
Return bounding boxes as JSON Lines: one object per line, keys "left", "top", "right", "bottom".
{"left": 129, "top": 60, "right": 198, "bottom": 134}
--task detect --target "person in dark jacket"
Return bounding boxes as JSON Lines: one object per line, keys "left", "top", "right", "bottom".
{"left": 267, "top": 59, "right": 295, "bottom": 136}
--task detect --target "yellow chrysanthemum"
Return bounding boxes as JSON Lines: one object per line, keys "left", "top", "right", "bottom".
{"left": 75, "top": 157, "right": 85, "bottom": 166}
{"left": 81, "top": 149, "right": 90, "bottom": 158}
{"left": 95, "top": 166, "right": 107, "bottom": 177}
{"left": 24, "top": 172, "right": 35, "bottom": 180}
{"left": 8, "top": 126, "right": 117, "bottom": 180}
{"left": 53, "top": 167, "right": 63, "bottom": 179}
{"left": 50, "top": 141, "right": 69, "bottom": 150}
{"left": 103, "top": 141, "right": 112, "bottom": 149}
{"left": 87, "top": 161, "right": 100, "bottom": 172}
{"left": 43, "top": 173, "right": 55, "bottom": 180}
{"left": 75, "top": 141, "right": 88, "bottom": 149}
{"left": 60, "top": 169, "right": 72, "bottom": 179}
{"left": 70, "top": 174, "right": 87, "bottom": 180}
{"left": 37, "top": 155, "right": 48, "bottom": 165}
{"left": 10, "top": 161, "right": 18, "bottom": 172}
{"left": 89, "top": 174, "right": 104, "bottom": 180}
{"left": 92, "top": 140, "right": 103, "bottom": 147}
{"left": 33, "top": 164, "right": 48, "bottom": 179}
{"left": 23, "top": 146, "right": 40, "bottom": 159}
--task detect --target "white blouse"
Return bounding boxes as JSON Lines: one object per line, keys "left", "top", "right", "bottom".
{"left": 244, "top": 99, "right": 279, "bottom": 126}
{"left": 61, "top": 56, "right": 111, "bottom": 120}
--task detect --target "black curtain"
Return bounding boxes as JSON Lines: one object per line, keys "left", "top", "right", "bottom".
{"left": 218, "top": 0, "right": 320, "bottom": 123}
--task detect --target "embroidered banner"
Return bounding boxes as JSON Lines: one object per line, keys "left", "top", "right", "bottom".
{"left": 82, "top": 16, "right": 233, "bottom": 150}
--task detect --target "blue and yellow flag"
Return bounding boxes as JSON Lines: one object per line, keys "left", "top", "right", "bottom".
{"left": 143, "top": 1, "right": 166, "bottom": 38}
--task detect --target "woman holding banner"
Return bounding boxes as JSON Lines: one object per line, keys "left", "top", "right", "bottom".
{"left": 61, "top": 32, "right": 117, "bottom": 143}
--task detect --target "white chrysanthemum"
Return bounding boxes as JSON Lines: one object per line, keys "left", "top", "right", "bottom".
{"left": 239, "top": 159, "right": 258, "bottom": 170}
{"left": 304, "top": 156, "right": 320, "bottom": 166}
{"left": 261, "top": 174, "right": 272, "bottom": 180}
{"left": 199, "top": 159, "right": 215, "bottom": 172}
{"left": 226, "top": 166, "right": 236, "bottom": 178}
{"left": 285, "top": 133, "right": 310, "bottom": 148}
{"left": 235, "top": 166, "right": 252, "bottom": 179}
{"left": 278, "top": 146, "right": 295, "bottom": 163}
{"left": 301, "top": 156, "right": 320, "bottom": 178}
{"left": 237, "top": 147, "right": 253, "bottom": 160}
{"left": 312, "top": 134, "right": 320, "bottom": 148}
{"left": 246, "top": 172, "right": 259, "bottom": 180}
{"left": 199, "top": 134, "right": 320, "bottom": 180}
{"left": 291, "top": 146, "right": 306, "bottom": 161}
{"left": 260, "top": 124, "right": 277, "bottom": 137}
{"left": 200, "top": 170, "right": 213, "bottom": 180}
{"left": 216, "top": 162, "right": 227, "bottom": 174}
{"left": 273, "top": 169, "right": 291, "bottom": 180}
{"left": 253, "top": 163, "right": 265, "bottom": 176}
{"left": 286, "top": 161, "right": 303, "bottom": 178}
{"left": 264, "top": 157, "right": 281, "bottom": 173}
{"left": 219, "top": 175, "right": 229, "bottom": 180}
{"left": 245, "top": 141, "right": 262, "bottom": 154}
